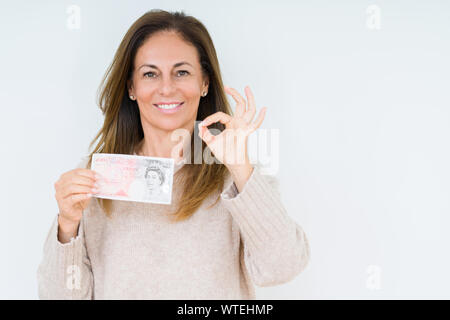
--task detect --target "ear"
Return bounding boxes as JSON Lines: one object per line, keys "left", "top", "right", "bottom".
{"left": 127, "top": 79, "right": 133, "bottom": 96}
{"left": 203, "top": 76, "right": 209, "bottom": 93}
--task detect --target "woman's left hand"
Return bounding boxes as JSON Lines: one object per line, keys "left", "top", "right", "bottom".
{"left": 198, "top": 85, "right": 267, "bottom": 184}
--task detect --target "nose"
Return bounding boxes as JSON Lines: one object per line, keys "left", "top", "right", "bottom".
{"left": 158, "top": 73, "right": 176, "bottom": 96}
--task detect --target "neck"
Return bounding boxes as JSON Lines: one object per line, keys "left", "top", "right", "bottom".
{"left": 136, "top": 123, "right": 193, "bottom": 162}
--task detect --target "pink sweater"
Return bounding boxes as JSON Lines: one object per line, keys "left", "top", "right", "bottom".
{"left": 37, "top": 156, "right": 310, "bottom": 299}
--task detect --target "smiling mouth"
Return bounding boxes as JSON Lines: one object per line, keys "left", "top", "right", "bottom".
{"left": 153, "top": 102, "right": 184, "bottom": 110}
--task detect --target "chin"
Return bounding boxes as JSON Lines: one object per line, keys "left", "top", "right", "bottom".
{"left": 157, "top": 115, "right": 195, "bottom": 129}
{"left": 157, "top": 120, "right": 185, "bottom": 130}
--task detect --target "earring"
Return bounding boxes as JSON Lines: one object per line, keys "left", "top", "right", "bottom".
{"left": 202, "top": 91, "right": 207, "bottom": 97}
{"left": 130, "top": 95, "right": 135, "bottom": 100}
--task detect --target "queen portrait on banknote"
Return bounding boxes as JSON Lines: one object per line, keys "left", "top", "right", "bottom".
{"left": 38, "top": 9, "right": 311, "bottom": 300}
{"left": 127, "top": 160, "right": 167, "bottom": 201}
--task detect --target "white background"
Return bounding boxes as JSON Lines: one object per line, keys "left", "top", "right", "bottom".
{"left": 1, "top": 0, "right": 449, "bottom": 299}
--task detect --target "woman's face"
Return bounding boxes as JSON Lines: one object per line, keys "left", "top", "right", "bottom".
{"left": 146, "top": 171, "right": 161, "bottom": 189}
{"left": 128, "top": 31, "right": 209, "bottom": 132}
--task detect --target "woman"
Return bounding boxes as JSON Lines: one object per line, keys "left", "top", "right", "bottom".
{"left": 37, "top": 9, "right": 310, "bottom": 299}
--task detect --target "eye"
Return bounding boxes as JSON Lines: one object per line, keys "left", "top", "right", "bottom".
{"left": 177, "top": 70, "right": 189, "bottom": 76}
{"left": 143, "top": 72, "right": 156, "bottom": 78}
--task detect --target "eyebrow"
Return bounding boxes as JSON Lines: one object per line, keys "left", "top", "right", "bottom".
{"left": 138, "top": 62, "right": 193, "bottom": 70}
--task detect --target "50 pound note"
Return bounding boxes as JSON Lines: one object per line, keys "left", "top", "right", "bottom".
{"left": 91, "top": 153, "right": 175, "bottom": 205}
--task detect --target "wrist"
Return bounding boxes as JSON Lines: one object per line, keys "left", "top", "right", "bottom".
{"left": 228, "top": 162, "right": 253, "bottom": 179}
{"left": 227, "top": 163, "right": 254, "bottom": 193}
{"left": 58, "top": 214, "right": 80, "bottom": 233}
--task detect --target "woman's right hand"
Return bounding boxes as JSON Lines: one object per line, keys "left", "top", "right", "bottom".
{"left": 54, "top": 168, "right": 98, "bottom": 231}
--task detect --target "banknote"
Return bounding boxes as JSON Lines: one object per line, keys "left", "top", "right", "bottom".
{"left": 91, "top": 153, "right": 175, "bottom": 205}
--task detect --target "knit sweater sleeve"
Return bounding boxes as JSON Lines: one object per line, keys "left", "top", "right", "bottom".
{"left": 37, "top": 156, "right": 94, "bottom": 299}
{"left": 37, "top": 214, "right": 93, "bottom": 299}
{"left": 220, "top": 164, "right": 311, "bottom": 287}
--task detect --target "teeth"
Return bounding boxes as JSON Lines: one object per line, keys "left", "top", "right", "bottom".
{"left": 157, "top": 103, "right": 180, "bottom": 109}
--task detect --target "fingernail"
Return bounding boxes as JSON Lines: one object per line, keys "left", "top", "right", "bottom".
{"left": 86, "top": 193, "right": 92, "bottom": 198}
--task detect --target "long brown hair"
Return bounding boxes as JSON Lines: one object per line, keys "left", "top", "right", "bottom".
{"left": 86, "top": 9, "right": 232, "bottom": 222}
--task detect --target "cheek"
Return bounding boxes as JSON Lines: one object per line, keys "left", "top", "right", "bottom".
{"left": 182, "top": 81, "right": 201, "bottom": 93}
{"left": 187, "top": 80, "right": 204, "bottom": 95}
{"left": 134, "top": 83, "right": 155, "bottom": 100}
{"left": 181, "top": 84, "right": 202, "bottom": 106}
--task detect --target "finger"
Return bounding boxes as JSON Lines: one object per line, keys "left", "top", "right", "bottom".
{"left": 198, "top": 123, "right": 216, "bottom": 144}
{"left": 243, "top": 85, "right": 256, "bottom": 123}
{"left": 58, "top": 179, "right": 95, "bottom": 197}
{"left": 74, "top": 168, "right": 98, "bottom": 181}
{"left": 70, "top": 175, "right": 97, "bottom": 188}
{"left": 62, "top": 184, "right": 96, "bottom": 199}
{"left": 248, "top": 107, "right": 267, "bottom": 133}
{"left": 201, "top": 112, "right": 232, "bottom": 127}
{"left": 59, "top": 172, "right": 97, "bottom": 189}
{"left": 224, "top": 86, "right": 247, "bottom": 118}
{"left": 67, "top": 193, "right": 92, "bottom": 206}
